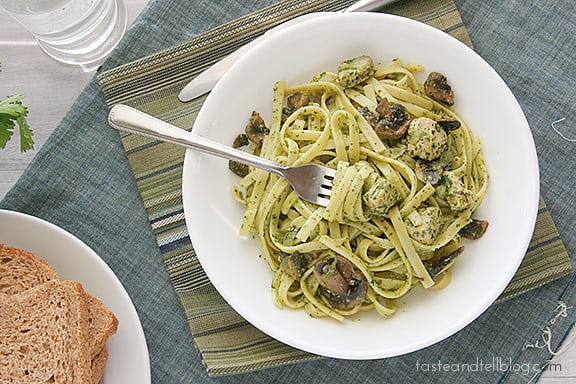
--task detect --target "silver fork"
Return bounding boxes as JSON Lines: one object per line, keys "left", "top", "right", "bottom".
{"left": 107, "top": 105, "right": 336, "bottom": 207}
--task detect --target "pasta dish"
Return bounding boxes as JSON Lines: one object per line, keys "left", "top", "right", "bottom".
{"left": 230, "top": 55, "right": 488, "bottom": 321}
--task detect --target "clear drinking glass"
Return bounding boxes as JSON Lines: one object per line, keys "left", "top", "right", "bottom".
{"left": 0, "top": 0, "right": 127, "bottom": 71}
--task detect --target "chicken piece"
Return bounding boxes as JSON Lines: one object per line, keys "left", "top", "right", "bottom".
{"left": 362, "top": 176, "right": 401, "bottom": 215}
{"left": 437, "top": 172, "right": 474, "bottom": 212}
{"left": 405, "top": 117, "right": 448, "bottom": 161}
{"left": 337, "top": 55, "right": 375, "bottom": 88}
{"left": 405, "top": 206, "right": 443, "bottom": 245}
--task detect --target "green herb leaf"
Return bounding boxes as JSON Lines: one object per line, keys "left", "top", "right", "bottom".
{"left": 0, "top": 94, "right": 34, "bottom": 152}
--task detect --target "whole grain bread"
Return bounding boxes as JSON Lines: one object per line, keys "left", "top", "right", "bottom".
{"left": 0, "top": 245, "right": 119, "bottom": 356}
{"left": 90, "top": 347, "right": 109, "bottom": 384}
{"left": 86, "top": 294, "right": 119, "bottom": 359}
{"left": 0, "top": 245, "right": 59, "bottom": 294}
{"left": 0, "top": 245, "right": 118, "bottom": 383}
{"left": 0, "top": 280, "right": 92, "bottom": 383}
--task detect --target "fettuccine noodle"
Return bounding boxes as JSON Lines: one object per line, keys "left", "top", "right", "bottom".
{"left": 231, "top": 56, "right": 488, "bottom": 321}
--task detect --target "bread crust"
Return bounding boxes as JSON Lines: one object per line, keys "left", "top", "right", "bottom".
{"left": 91, "top": 347, "right": 109, "bottom": 384}
{"left": 86, "top": 294, "right": 119, "bottom": 359}
{"left": 0, "top": 245, "right": 59, "bottom": 294}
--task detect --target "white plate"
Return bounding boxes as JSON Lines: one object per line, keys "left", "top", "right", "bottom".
{"left": 182, "top": 13, "right": 539, "bottom": 359}
{"left": 0, "top": 209, "right": 151, "bottom": 383}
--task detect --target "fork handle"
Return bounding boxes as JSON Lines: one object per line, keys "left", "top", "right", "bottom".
{"left": 343, "top": 0, "right": 400, "bottom": 13}
{"left": 108, "top": 104, "right": 287, "bottom": 175}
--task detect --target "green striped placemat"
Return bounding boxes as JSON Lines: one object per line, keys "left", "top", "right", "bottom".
{"left": 98, "top": 0, "right": 572, "bottom": 376}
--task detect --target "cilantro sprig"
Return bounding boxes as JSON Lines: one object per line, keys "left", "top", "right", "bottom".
{"left": 0, "top": 94, "right": 34, "bottom": 152}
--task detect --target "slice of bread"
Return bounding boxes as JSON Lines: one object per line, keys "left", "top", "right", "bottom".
{"left": 86, "top": 294, "right": 119, "bottom": 359}
{"left": 0, "top": 280, "right": 92, "bottom": 383}
{"left": 0, "top": 245, "right": 119, "bottom": 357}
{"left": 91, "top": 347, "right": 109, "bottom": 384}
{"left": 0, "top": 245, "right": 59, "bottom": 294}
{"left": 0, "top": 245, "right": 118, "bottom": 383}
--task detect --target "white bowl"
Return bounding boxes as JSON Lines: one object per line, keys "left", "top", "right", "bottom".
{"left": 182, "top": 12, "right": 539, "bottom": 359}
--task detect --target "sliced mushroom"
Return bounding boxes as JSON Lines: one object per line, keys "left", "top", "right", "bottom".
{"left": 414, "top": 147, "right": 454, "bottom": 185}
{"left": 232, "top": 133, "right": 249, "bottom": 148}
{"left": 313, "top": 255, "right": 368, "bottom": 311}
{"left": 279, "top": 252, "right": 315, "bottom": 279}
{"left": 337, "top": 55, "right": 375, "bottom": 88}
{"left": 282, "top": 92, "right": 319, "bottom": 123}
{"left": 373, "top": 98, "right": 411, "bottom": 140}
{"left": 424, "top": 72, "right": 454, "bottom": 106}
{"left": 437, "top": 119, "right": 461, "bottom": 131}
{"left": 423, "top": 246, "right": 464, "bottom": 277}
{"left": 415, "top": 159, "right": 444, "bottom": 185}
{"left": 229, "top": 133, "right": 251, "bottom": 177}
{"left": 358, "top": 107, "right": 380, "bottom": 127}
{"left": 228, "top": 161, "right": 249, "bottom": 177}
{"left": 459, "top": 219, "right": 489, "bottom": 240}
{"left": 286, "top": 93, "right": 310, "bottom": 110}
{"left": 245, "top": 111, "right": 269, "bottom": 146}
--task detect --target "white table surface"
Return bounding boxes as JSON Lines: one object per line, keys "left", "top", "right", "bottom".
{"left": 0, "top": 0, "right": 148, "bottom": 198}
{"left": 0, "top": 1, "right": 574, "bottom": 382}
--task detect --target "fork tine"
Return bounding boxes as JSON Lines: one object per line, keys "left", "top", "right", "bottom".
{"left": 324, "top": 167, "right": 337, "bottom": 180}
{"left": 318, "top": 169, "right": 335, "bottom": 198}
{"left": 312, "top": 167, "right": 336, "bottom": 207}
{"left": 315, "top": 195, "right": 332, "bottom": 207}
{"left": 282, "top": 164, "right": 337, "bottom": 207}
